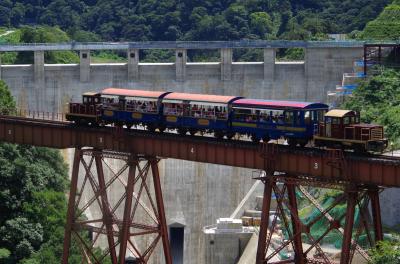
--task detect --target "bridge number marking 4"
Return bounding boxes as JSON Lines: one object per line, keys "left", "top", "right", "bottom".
{"left": 314, "top": 162, "right": 319, "bottom": 170}
{"left": 8, "top": 129, "right": 12, "bottom": 135}
{"left": 191, "top": 147, "right": 194, "bottom": 154}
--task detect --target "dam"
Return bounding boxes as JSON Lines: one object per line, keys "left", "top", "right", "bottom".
{"left": 1, "top": 40, "right": 398, "bottom": 263}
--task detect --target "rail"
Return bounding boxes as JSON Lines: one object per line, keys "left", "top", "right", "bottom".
{"left": 0, "top": 108, "right": 67, "bottom": 122}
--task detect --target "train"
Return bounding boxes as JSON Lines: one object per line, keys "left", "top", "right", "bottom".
{"left": 66, "top": 88, "right": 388, "bottom": 152}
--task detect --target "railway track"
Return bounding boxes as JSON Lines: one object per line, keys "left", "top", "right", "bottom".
{"left": 1, "top": 114, "right": 400, "bottom": 168}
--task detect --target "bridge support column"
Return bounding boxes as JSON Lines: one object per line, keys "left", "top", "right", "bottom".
{"left": 62, "top": 149, "right": 172, "bottom": 264}
{"left": 80, "top": 50, "right": 91, "bottom": 82}
{"left": 175, "top": 48, "right": 187, "bottom": 82}
{"left": 255, "top": 169, "right": 376, "bottom": 264}
{"left": 256, "top": 177, "right": 274, "bottom": 264}
{"left": 34, "top": 50, "right": 45, "bottom": 83}
{"left": 220, "top": 48, "right": 232, "bottom": 81}
{"left": 127, "top": 49, "right": 139, "bottom": 81}
{"left": 287, "top": 183, "right": 305, "bottom": 264}
{"left": 263, "top": 48, "right": 275, "bottom": 80}
{"left": 369, "top": 188, "right": 383, "bottom": 243}
{"left": 33, "top": 50, "right": 45, "bottom": 111}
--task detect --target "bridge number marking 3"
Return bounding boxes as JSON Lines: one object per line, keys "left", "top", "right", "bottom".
{"left": 99, "top": 137, "right": 103, "bottom": 143}
{"left": 314, "top": 162, "right": 319, "bottom": 170}
{"left": 8, "top": 129, "right": 12, "bottom": 135}
{"left": 191, "top": 147, "right": 194, "bottom": 154}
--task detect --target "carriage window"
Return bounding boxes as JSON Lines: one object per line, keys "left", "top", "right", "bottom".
{"left": 304, "top": 111, "right": 311, "bottom": 125}
{"left": 234, "top": 108, "right": 255, "bottom": 121}
{"left": 332, "top": 118, "right": 340, "bottom": 125}
{"left": 83, "top": 97, "right": 88, "bottom": 103}
{"left": 326, "top": 117, "right": 332, "bottom": 124}
{"left": 284, "top": 111, "right": 294, "bottom": 124}
{"left": 344, "top": 117, "right": 350, "bottom": 125}
{"left": 317, "top": 110, "right": 325, "bottom": 121}
{"left": 355, "top": 117, "right": 360, "bottom": 123}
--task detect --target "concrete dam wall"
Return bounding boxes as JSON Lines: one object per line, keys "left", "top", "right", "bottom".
{"left": 2, "top": 41, "right": 390, "bottom": 263}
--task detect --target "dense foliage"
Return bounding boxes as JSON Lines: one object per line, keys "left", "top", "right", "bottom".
{"left": 362, "top": 0, "right": 400, "bottom": 40}
{"left": 343, "top": 69, "right": 400, "bottom": 148}
{"left": 0, "top": 80, "right": 75, "bottom": 263}
{"left": 0, "top": 0, "right": 390, "bottom": 42}
{"left": 369, "top": 239, "right": 400, "bottom": 264}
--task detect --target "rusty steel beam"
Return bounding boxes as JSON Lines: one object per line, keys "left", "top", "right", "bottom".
{"left": 340, "top": 189, "right": 357, "bottom": 264}
{"left": 94, "top": 153, "right": 118, "bottom": 263}
{"left": 62, "top": 148, "right": 81, "bottom": 264}
{"left": 1, "top": 117, "right": 400, "bottom": 187}
{"left": 256, "top": 178, "right": 274, "bottom": 264}
{"left": 286, "top": 184, "right": 305, "bottom": 264}
{"left": 368, "top": 189, "right": 384, "bottom": 242}
{"left": 118, "top": 157, "right": 137, "bottom": 264}
{"left": 150, "top": 158, "right": 173, "bottom": 264}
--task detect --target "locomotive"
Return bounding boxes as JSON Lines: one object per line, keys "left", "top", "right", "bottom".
{"left": 66, "top": 88, "right": 388, "bottom": 152}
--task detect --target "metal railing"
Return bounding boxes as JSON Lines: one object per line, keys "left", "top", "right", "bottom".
{"left": 0, "top": 108, "right": 67, "bottom": 122}
{"left": 0, "top": 40, "right": 366, "bottom": 52}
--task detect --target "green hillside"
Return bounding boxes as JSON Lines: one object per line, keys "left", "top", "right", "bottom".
{"left": 0, "top": 0, "right": 391, "bottom": 42}
{"left": 362, "top": 0, "right": 400, "bottom": 40}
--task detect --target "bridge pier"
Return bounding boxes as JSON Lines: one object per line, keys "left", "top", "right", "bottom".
{"left": 220, "top": 48, "right": 232, "bottom": 81}
{"left": 263, "top": 48, "right": 275, "bottom": 80}
{"left": 176, "top": 48, "right": 187, "bottom": 82}
{"left": 62, "top": 148, "right": 172, "bottom": 264}
{"left": 80, "top": 50, "right": 91, "bottom": 82}
{"left": 127, "top": 49, "right": 139, "bottom": 81}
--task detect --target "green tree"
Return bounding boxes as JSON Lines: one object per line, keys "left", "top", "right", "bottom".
{"left": 15, "top": 26, "right": 79, "bottom": 64}
{"left": 343, "top": 69, "right": 400, "bottom": 147}
{"left": 0, "top": 81, "right": 71, "bottom": 262}
{"left": 249, "top": 12, "right": 273, "bottom": 37}
{"left": 369, "top": 240, "right": 400, "bottom": 264}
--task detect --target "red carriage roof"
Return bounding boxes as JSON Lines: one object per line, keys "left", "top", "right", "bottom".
{"left": 232, "top": 99, "right": 328, "bottom": 109}
{"left": 101, "top": 88, "right": 168, "bottom": 98}
{"left": 164, "top": 92, "right": 240, "bottom": 104}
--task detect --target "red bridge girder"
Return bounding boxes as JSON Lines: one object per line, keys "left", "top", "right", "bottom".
{"left": 0, "top": 116, "right": 399, "bottom": 187}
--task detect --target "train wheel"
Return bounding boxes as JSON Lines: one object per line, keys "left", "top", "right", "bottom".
{"left": 251, "top": 134, "right": 260, "bottom": 143}
{"left": 298, "top": 139, "right": 308, "bottom": 147}
{"left": 214, "top": 131, "right": 224, "bottom": 139}
{"left": 226, "top": 132, "right": 235, "bottom": 140}
{"left": 178, "top": 128, "right": 187, "bottom": 135}
{"left": 157, "top": 125, "right": 166, "bottom": 132}
{"left": 262, "top": 135, "right": 270, "bottom": 143}
{"left": 147, "top": 124, "right": 156, "bottom": 132}
{"left": 189, "top": 129, "right": 197, "bottom": 136}
{"left": 288, "top": 138, "right": 298, "bottom": 147}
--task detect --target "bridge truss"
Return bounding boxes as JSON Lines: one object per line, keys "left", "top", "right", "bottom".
{"left": 0, "top": 112, "right": 398, "bottom": 263}
{"left": 61, "top": 149, "right": 172, "bottom": 264}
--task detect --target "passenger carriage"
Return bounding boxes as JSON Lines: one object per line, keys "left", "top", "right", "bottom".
{"left": 231, "top": 99, "right": 329, "bottom": 145}
{"left": 161, "top": 92, "right": 241, "bottom": 136}
{"left": 100, "top": 88, "right": 170, "bottom": 130}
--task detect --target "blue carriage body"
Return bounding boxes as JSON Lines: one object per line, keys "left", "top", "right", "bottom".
{"left": 99, "top": 88, "right": 170, "bottom": 127}
{"left": 230, "top": 99, "right": 329, "bottom": 140}
{"left": 161, "top": 92, "right": 241, "bottom": 132}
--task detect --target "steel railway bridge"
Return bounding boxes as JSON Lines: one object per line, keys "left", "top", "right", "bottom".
{"left": 0, "top": 111, "right": 399, "bottom": 264}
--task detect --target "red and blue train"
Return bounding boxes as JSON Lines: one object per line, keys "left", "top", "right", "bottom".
{"left": 66, "top": 88, "right": 388, "bottom": 152}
